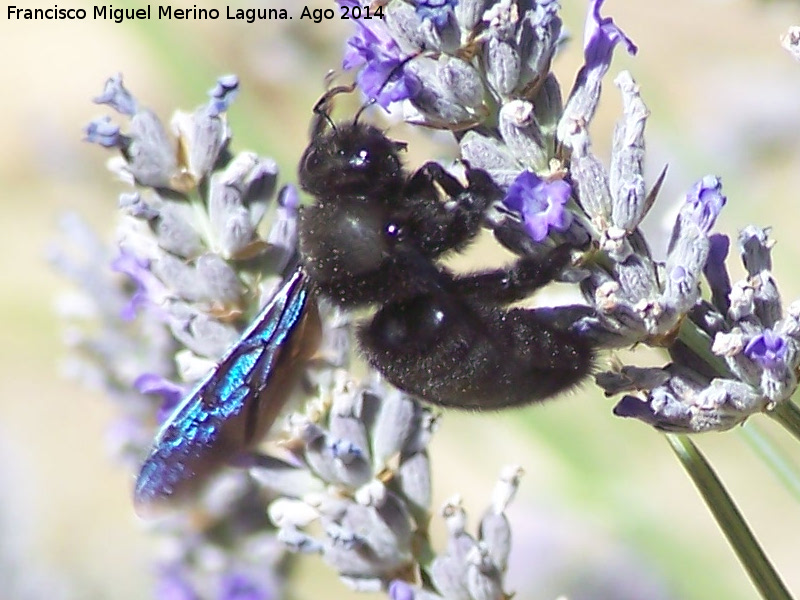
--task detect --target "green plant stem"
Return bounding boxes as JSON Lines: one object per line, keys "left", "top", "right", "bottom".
{"left": 768, "top": 400, "right": 800, "bottom": 445}
{"left": 741, "top": 422, "right": 800, "bottom": 502}
{"left": 667, "top": 434, "right": 793, "bottom": 600}
{"left": 677, "top": 318, "right": 732, "bottom": 378}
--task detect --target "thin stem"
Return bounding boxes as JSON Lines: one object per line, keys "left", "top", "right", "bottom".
{"left": 677, "top": 318, "right": 731, "bottom": 378}
{"left": 741, "top": 422, "right": 800, "bottom": 502}
{"left": 667, "top": 434, "right": 793, "bottom": 600}
{"left": 768, "top": 400, "right": 800, "bottom": 445}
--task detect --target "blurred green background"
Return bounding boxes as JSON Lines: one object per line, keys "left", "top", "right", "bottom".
{"left": 2, "top": 0, "right": 800, "bottom": 598}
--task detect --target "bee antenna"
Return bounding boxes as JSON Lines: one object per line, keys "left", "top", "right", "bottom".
{"left": 311, "top": 82, "right": 357, "bottom": 136}
{"left": 353, "top": 98, "right": 378, "bottom": 125}
{"left": 317, "top": 111, "right": 337, "bottom": 136}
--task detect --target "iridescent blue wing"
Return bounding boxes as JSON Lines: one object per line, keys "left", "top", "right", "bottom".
{"left": 134, "top": 268, "right": 319, "bottom": 515}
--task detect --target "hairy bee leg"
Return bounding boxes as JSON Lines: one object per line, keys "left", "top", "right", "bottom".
{"left": 449, "top": 244, "right": 573, "bottom": 305}
{"left": 404, "top": 163, "right": 503, "bottom": 256}
{"left": 404, "top": 161, "right": 466, "bottom": 198}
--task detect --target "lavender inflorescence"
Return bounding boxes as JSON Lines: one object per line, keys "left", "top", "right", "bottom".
{"left": 59, "top": 0, "right": 800, "bottom": 598}
{"left": 77, "top": 73, "right": 302, "bottom": 599}
{"left": 257, "top": 374, "right": 521, "bottom": 597}
{"left": 339, "top": 0, "right": 800, "bottom": 434}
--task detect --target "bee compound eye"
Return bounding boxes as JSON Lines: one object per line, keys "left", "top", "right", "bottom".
{"left": 303, "top": 148, "right": 321, "bottom": 172}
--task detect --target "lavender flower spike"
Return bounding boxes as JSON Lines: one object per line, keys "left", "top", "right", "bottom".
{"left": 599, "top": 168, "right": 800, "bottom": 431}
{"left": 262, "top": 378, "right": 431, "bottom": 590}
{"left": 75, "top": 76, "right": 299, "bottom": 597}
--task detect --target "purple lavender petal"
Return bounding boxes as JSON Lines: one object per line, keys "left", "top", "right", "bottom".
{"left": 207, "top": 74, "right": 240, "bottom": 117}
{"left": 93, "top": 73, "right": 138, "bottom": 115}
{"left": 704, "top": 233, "right": 732, "bottom": 313}
{"left": 669, "top": 265, "right": 688, "bottom": 286}
{"left": 745, "top": 329, "right": 789, "bottom": 370}
{"left": 134, "top": 373, "right": 186, "bottom": 421}
{"left": 388, "top": 580, "right": 415, "bottom": 600}
{"left": 358, "top": 61, "right": 421, "bottom": 108}
{"left": 504, "top": 171, "right": 572, "bottom": 242}
{"left": 219, "top": 573, "right": 271, "bottom": 600}
{"left": 84, "top": 116, "right": 123, "bottom": 148}
{"left": 415, "top": 0, "right": 458, "bottom": 29}
{"left": 584, "top": 0, "right": 638, "bottom": 70}
{"left": 685, "top": 175, "right": 727, "bottom": 233}
{"left": 155, "top": 568, "right": 199, "bottom": 600}
{"left": 337, "top": 0, "right": 420, "bottom": 108}
{"left": 111, "top": 248, "right": 168, "bottom": 320}
{"left": 279, "top": 184, "right": 299, "bottom": 210}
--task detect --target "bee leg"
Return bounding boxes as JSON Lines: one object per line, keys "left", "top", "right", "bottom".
{"left": 449, "top": 244, "right": 574, "bottom": 305}
{"left": 403, "top": 163, "right": 503, "bottom": 256}
{"left": 405, "top": 161, "right": 466, "bottom": 197}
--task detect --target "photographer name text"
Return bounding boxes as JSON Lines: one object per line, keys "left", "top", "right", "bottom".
{"left": 7, "top": 4, "right": 385, "bottom": 24}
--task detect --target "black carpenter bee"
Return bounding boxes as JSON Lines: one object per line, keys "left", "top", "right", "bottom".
{"left": 134, "top": 85, "right": 594, "bottom": 512}
{"left": 298, "top": 85, "right": 594, "bottom": 409}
